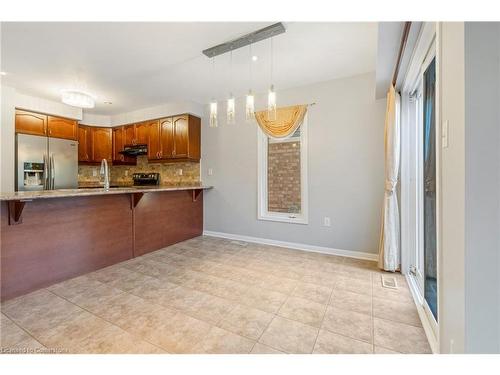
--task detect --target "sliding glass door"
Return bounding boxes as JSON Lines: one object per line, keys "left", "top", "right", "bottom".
{"left": 422, "top": 57, "right": 437, "bottom": 321}
{"left": 406, "top": 51, "right": 438, "bottom": 326}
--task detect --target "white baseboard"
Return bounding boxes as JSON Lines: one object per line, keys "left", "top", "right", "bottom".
{"left": 202, "top": 230, "right": 378, "bottom": 261}
{"left": 405, "top": 274, "right": 439, "bottom": 353}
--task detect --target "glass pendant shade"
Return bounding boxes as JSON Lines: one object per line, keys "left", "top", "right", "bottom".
{"left": 227, "top": 95, "right": 235, "bottom": 125}
{"left": 209, "top": 100, "right": 218, "bottom": 128}
{"left": 245, "top": 91, "right": 255, "bottom": 121}
{"left": 267, "top": 84, "right": 277, "bottom": 121}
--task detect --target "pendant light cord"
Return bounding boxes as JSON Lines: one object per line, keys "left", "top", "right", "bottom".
{"left": 270, "top": 37, "right": 274, "bottom": 84}
{"left": 249, "top": 43, "right": 253, "bottom": 88}
{"left": 229, "top": 50, "right": 233, "bottom": 96}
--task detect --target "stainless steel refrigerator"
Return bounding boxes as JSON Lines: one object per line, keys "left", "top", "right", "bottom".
{"left": 16, "top": 134, "right": 78, "bottom": 191}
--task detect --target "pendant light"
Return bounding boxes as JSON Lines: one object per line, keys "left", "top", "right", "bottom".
{"left": 267, "top": 37, "right": 277, "bottom": 121}
{"left": 209, "top": 57, "right": 218, "bottom": 128}
{"left": 245, "top": 44, "right": 255, "bottom": 122}
{"left": 227, "top": 50, "right": 235, "bottom": 125}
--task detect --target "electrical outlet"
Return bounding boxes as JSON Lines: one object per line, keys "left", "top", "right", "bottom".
{"left": 208, "top": 168, "right": 213, "bottom": 176}
{"left": 177, "top": 169, "right": 183, "bottom": 176}
{"left": 92, "top": 169, "right": 97, "bottom": 177}
{"left": 323, "top": 217, "right": 331, "bottom": 227}
{"left": 124, "top": 170, "right": 128, "bottom": 177}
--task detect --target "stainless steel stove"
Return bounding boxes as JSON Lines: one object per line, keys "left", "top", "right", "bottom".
{"left": 132, "top": 172, "right": 160, "bottom": 186}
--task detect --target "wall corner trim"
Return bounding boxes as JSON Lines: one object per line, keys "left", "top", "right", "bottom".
{"left": 202, "top": 230, "right": 378, "bottom": 261}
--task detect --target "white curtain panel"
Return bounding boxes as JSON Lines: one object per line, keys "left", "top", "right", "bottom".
{"left": 378, "top": 85, "right": 401, "bottom": 271}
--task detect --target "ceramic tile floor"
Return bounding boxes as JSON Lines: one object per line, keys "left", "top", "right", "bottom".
{"left": 0, "top": 236, "right": 431, "bottom": 354}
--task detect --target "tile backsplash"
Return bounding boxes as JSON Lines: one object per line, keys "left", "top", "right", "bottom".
{"left": 78, "top": 156, "right": 200, "bottom": 186}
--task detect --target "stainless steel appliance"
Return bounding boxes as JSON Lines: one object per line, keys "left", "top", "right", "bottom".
{"left": 132, "top": 173, "right": 160, "bottom": 186}
{"left": 120, "top": 144, "right": 148, "bottom": 157}
{"left": 16, "top": 134, "right": 78, "bottom": 191}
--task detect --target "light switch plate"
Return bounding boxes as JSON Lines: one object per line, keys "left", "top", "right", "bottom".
{"left": 442, "top": 120, "right": 449, "bottom": 148}
{"left": 323, "top": 217, "right": 331, "bottom": 227}
{"left": 208, "top": 168, "right": 213, "bottom": 176}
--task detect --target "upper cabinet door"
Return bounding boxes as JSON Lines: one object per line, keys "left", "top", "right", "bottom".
{"left": 124, "top": 124, "right": 136, "bottom": 145}
{"left": 112, "top": 127, "right": 125, "bottom": 162}
{"left": 77, "top": 125, "right": 91, "bottom": 162}
{"left": 173, "top": 115, "right": 189, "bottom": 158}
{"left": 91, "top": 127, "right": 112, "bottom": 162}
{"left": 159, "top": 117, "right": 174, "bottom": 159}
{"left": 135, "top": 122, "right": 149, "bottom": 145}
{"left": 15, "top": 110, "right": 47, "bottom": 136}
{"left": 147, "top": 120, "right": 161, "bottom": 160}
{"left": 47, "top": 116, "right": 77, "bottom": 140}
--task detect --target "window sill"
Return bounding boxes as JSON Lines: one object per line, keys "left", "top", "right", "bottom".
{"left": 258, "top": 213, "right": 308, "bottom": 225}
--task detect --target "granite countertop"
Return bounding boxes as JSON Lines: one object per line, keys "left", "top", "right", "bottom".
{"left": 0, "top": 184, "right": 213, "bottom": 201}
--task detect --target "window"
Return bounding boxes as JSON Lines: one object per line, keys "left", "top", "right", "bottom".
{"left": 257, "top": 115, "right": 308, "bottom": 224}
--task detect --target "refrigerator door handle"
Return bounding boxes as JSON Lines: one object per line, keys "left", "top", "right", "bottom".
{"left": 43, "top": 154, "right": 49, "bottom": 190}
{"left": 50, "top": 154, "right": 55, "bottom": 190}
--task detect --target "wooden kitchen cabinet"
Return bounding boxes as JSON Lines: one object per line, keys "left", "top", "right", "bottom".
{"left": 135, "top": 121, "right": 149, "bottom": 145}
{"left": 172, "top": 115, "right": 189, "bottom": 158}
{"left": 148, "top": 115, "right": 200, "bottom": 162}
{"left": 16, "top": 109, "right": 78, "bottom": 140}
{"left": 15, "top": 110, "right": 47, "bottom": 136}
{"left": 147, "top": 120, "right": 161, "bottom": 160}
{"left": 124, "top": 124, "right": 136, "bottom": 145}
{"left": 91, "top": 127, "right": 112, "bottom": 162}
{"left": 112, "top": 126, "right": 135, "bottom": 165}
{"left": 47, "top": 116, "right": 77, "bottom": 140}
{"left": 159, "top": 117, "right": 174, "bottom": 159}
{"left": 78, "top": 125, "right": 112, "bottom": 164}
{"left": 77, "top": 125, "right": 91, "bottom": 162}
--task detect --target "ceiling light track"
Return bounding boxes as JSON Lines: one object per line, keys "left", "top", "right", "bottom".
{"left": 202, "top": 23, "right": 285, "bottom": 58}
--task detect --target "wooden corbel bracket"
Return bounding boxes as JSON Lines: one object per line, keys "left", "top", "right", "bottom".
{"left": 8, "top": 200, "right": 30, "bottom": 225}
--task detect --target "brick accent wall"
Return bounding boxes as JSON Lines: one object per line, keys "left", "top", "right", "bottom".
{"left": 267, "top": 140, "right": 301, "bottom": 213}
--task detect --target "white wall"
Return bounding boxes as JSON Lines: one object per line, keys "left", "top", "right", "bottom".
{"left": 0, "top": 85, "right": 83, "bottom": 192}
{"left": 109, "top": 100, "right": 203, "bottom": 126}
{"left": 438, "top": 21, "right": 466, "bottom": 354}
{"left": 438, "top": 22, "right": 500, "bottom": 354}
{"left": 463, "top": 22, "right": 500, "bottom": 354}
{"left": 201, "top": 73, "right": 386, "bottom": 256}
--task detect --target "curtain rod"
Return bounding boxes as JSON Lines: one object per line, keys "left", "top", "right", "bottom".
{"left": 392, "top": 22, "right": 412, "bottom": 87}
{"left": 255, "top": 103, "right": 316, "bottom": 112}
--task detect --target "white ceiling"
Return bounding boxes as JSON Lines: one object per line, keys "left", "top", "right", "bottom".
{"left": 1, "top": 22, "right": 377, "bottom": 115}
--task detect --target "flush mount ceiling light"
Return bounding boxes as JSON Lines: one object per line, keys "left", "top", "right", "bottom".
{"left": 61, "top": 90, "right": 95, "bottom": 108}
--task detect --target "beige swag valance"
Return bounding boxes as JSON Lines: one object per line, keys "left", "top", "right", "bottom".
{"left": 255, "top": 104, "right": 307, "bottom": 138}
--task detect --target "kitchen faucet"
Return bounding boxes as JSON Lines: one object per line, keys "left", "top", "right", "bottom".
{"left": 100, "top": 158, "right": 110, "bottom": 190}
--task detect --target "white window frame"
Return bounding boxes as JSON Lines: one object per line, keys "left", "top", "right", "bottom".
{"left": 257, "top": 114, "right": 309, "bottom": 224}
